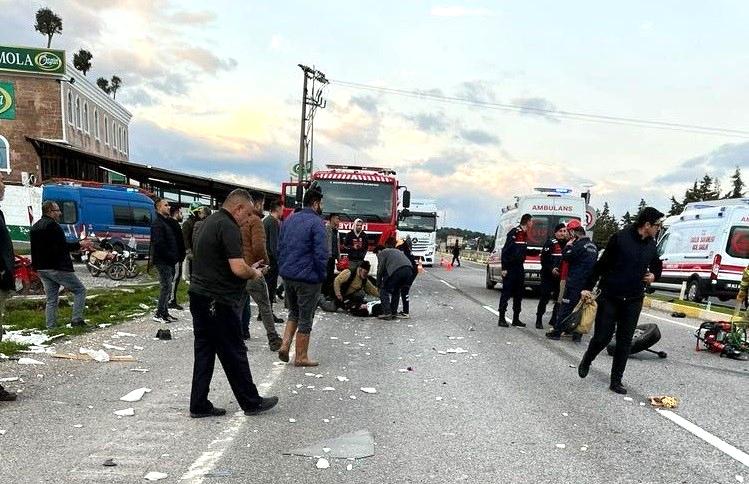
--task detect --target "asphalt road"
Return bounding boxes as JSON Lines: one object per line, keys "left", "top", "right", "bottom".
{"left": 0, "top": 262, "right": 747, "bottom": 483}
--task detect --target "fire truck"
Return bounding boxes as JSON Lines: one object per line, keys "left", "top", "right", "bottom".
{"left": 485, "top": 187, "right": 595, "bottom": 290}
{"left": 280, "top": 165, "right": 410, "bottom": 268}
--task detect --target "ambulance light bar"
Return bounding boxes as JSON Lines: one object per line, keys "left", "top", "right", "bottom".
{"left": 534, "top": 187, "right": 573, "bottom": 194}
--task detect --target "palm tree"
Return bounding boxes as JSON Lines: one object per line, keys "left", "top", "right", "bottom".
{"left": 34, "top": 8, "right": 63, "bottom": 48}
{"left": 109, "top": 76, "right": 122, "bottom": 99}
{"left": 73, "top": 49, "right": 93, "bottom": 76}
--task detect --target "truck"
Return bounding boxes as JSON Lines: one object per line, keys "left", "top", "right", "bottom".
{"left": 485, "top": 187, "right": 595, "bottom": 290}
{"left": 654, "top": 198, "right": 749, "bottom": 302}
{"left": 397, "top": 198, "right": 437, "bottom": 266}
{"left": 281, "top": 164, "right": 410, "bottom": 268}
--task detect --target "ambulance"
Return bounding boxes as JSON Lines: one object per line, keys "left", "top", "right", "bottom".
{"left": 485, "top": 187, "right": 595, "bottom": 290}
{"left": 654, "top": 198, "right": 749, "bottom": 302}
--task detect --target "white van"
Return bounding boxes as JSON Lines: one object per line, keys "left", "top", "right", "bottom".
{"left": 655, "top": 199, "right": 749, "bottom": 302}
{"left": 485, "top": 187, "right": 595, "bottom": 289}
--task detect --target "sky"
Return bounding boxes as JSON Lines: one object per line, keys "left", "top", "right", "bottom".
{"left": 3, "top": 0, "right": 749, "bottom": 233}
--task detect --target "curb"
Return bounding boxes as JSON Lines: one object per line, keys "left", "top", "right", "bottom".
{"left": 643, "top": 297, "right": 736, "bottom": 322}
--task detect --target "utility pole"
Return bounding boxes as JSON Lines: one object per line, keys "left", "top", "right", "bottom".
{"left": 295, "top": 64, "right": 328, "bottom": 205}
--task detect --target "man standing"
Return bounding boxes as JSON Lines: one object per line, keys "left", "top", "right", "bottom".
{"left": 535, "top": 224, "right": 567, "bottom": 329}
{"left": 498, "top": 213, "right": 534, "bottom": 327}
{"left": 151, "top": 198, "right": 180, "bottom": 323}
{"left": 577, "top": 207, "right": 664, "bottom": 395}
{"left": 323, "top": 213, "right": 340, "bottom": 298}
{"left": 333, "top": 260, "right": 379, "bottom": 310}
{"left": 375, "top": 239, "right": 414, "bottom": 320}
{"left": 189, "top": 189, "right": 278, "bottom": 418}
{"left": 546, "top": 220, "right": 597, "bottom": 341}
{"left": 167, "top": 205, "right": 186, "bottom": 311}
{"left": 182, "top": 202, "right": 205, "bottom": 280}
{"left": 343, "top": 218, "right": 367, "bottom": 268}
{"left": 277, "top": 188, "right": 328, "bottom": 367}
{"left": 30, "top": 201, "right": 89, "bottom": 329}
{"left": 451, "top": 240, "right": 461, "bottom": 267}
{"left": 0, "top": 175, "right": 17, "bottom": 401}
{"left": 240, "top": 192, "right": 282, "bottom": 350}
{"left": 263, "top": 200, "right": 283, "bottom": 313}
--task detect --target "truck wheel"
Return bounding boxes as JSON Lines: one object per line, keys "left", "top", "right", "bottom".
{"left": 485, "top": 268, "right": 496, "bottom": 289}
{"left": 687, "top": 279, "right": 703, "bottom": 303}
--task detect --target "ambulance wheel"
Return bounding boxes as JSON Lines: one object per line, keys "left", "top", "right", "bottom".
{"left": 606, "top": 323, "right": 661, "bottom": 356}
{"left": 686, "top": 279, "right": 703, "bottom": 303}
{"left": 485, "top": 268, "right": 496, "bottom": 289}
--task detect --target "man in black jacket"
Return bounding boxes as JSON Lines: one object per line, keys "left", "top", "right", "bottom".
{"left": 167, "top": 205, "right": 186, "bottom": 311}
{"left": 535, "top": 223, "right": 567, "bottom": 329}
{"left": 498, "top": 213, "right": 534, "bottom": 327}
{"left": 0, "top": 175, "right": 17, "bottom": 401}
{"left": 263, "top": 200, "right": 282, "bottom": 311}
{"left": 577, "top": 207, "right": 664, "bottom": 395}
{"left": 343, "top": 218, "right": 367, "bottom": 268}
{"left": 150, "top": 198, "right": 180, "bottom": 323}
{"left": 31, "top": 201, "right": 90, "bottom": 329}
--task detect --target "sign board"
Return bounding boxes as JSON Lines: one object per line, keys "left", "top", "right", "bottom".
{"left": 0, "top": 45, "right": 65, "bottom": 76}
{"left": 0, "top": 81, "right": 15, "bottom": 119}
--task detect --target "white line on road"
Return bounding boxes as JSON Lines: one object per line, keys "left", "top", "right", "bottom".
{"left": 438, "top": 279, "right": 457, "bottom": 289}
{"left": 482, "top": 305, "right": 499, "bottom": 316}
{"left": 656, "top": 409, "right": 749, "bottom": 468}
{"left": 640, "top": 311, "right": 699, "bottom": 330}
{"left": 180, "top": 362, "right": 287, "bottom": 482}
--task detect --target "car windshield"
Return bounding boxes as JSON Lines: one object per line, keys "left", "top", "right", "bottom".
{"left": 727, "top": 226, "right": 749, "bottom": 259}
{"left": 398, "top": 214, "right": 436, "bottom": 232}
{"left": 527, "top": 216, "right": 581, "bottom": 247}
{"left": 314, "top": 180, "right": 393, "bottom": 223}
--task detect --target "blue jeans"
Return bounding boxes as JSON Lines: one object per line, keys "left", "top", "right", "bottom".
{"left": 38, "top": 270, "right": 87, "bottom": 328}
{"left": 155, "top": 264, "right": 175, "bottom": 316}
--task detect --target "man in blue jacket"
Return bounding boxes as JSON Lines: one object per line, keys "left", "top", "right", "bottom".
{"left": 277, "top": 187, "right": 328, "bottom": 367}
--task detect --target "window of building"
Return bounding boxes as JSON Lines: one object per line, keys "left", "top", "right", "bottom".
{"left": 0, "top": 135, "right": 9, "bottom": 172}
{"left": 113, "top": 123, "right": 118, "bottom": 150}
{"left": 83, "top": 102, "right": 89, "bottom": 133}
{"left": 94, "top": 110, "right": 99, "bottom": 140}
{"left": 104, "top": 118, "right": 109, "bottom": 144}
{"left": 66, "top": 92, "right": 73, "bottom": 124}
{"left": 119, "top": 128, "right": 124, "bottom": 153}
{"left": 123, "top": 130, "right": 128, "bottom": 154}
{"left": 75, "top": 96, "right": 81, "bottom": 129}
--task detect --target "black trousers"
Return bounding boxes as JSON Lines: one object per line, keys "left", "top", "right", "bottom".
{"left": 189, "top": 292, "right": 262, "bottom": 413}
{"left": 582, "top": 295, "right": 644, "bottom": 385}
{"left": 536, "top": 277, "right": 560, "bottom": 320}
{"left": 498, "top": 268, "right": 524, "bottom": 316}
{"left": 380, "top": 266, "right": 413, "bottom": 315}
{"left": 264, "top": 263, "right": 279, "bottom": 308}
{"left": 451, "top": 254, "right": 460, "bottom": 266}
{"left": 323, "top": 257, "right": 336, "bottom": 297}
{"left": 169, "top": 261, "right": 182, "bottom": 305}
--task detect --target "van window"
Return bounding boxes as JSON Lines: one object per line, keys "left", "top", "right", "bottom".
{"left": 113, "top": 205, "right": 131, "bottom": 225}
{"left": 132, "top": 207, "right": 152, "bottom": 226}
{"left": 727, "top": 226, "right": 749, "bottom": 259}
{"left": 60, "top": 201, "right": 77, "bottom": 224}
{"left": 656, "top": 233, "right": 670, "bottom": 257}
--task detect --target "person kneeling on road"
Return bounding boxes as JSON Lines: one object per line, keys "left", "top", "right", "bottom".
{"left": 334, "top": 260, "right": 379, "bottom": 311}
{"left": 188, "top": 189, "right": 278, "bottom": 418}
{"left": 375, "top": 239, "right": 414, "bottom": 320}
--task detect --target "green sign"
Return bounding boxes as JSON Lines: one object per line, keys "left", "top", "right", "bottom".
{"left": 0, "top": 45, "right": 65, "bottom": 76}
{"left": 0, "top": 82, "right": 14, "bottom": 120}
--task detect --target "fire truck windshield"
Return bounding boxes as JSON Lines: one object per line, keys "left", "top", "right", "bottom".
{"left": 398, "top": 214, "right": 436, "bottom": 232}
{"left": 314, "top": 180, "right": 393, "bottom": 223}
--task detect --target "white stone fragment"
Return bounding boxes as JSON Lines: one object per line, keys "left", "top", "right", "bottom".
{"left": 120, "top": 388, "right": 151, "bottom": 402}
{"left": 360, "top": 387, "right": 377, "bottom": 394}
{"left": 316, "top": 458, "right": 330, "bottom": 469}
{"left": 555, "top": 444, "right": 566, "bottom": 449}
{"left": 17, "top": 358, "right": 44, "bottom": 365}
{"left": 144, "top": 471, "right": 168, "bottom": 481}
{"left": 114, "top": 408, "right": 135, "bottom": 417}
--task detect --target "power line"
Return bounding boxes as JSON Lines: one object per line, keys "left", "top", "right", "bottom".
{"left": 329, "top": 79, "right": 749, "bottom": 139}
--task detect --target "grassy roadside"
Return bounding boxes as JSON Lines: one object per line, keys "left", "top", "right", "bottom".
{"left": 646, "top": 292, "right": 737, "bottom": 316}
{"left": 0, "top": 283, "right": 188, "bottom": 357}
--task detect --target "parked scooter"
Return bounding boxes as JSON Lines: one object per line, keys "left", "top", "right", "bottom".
{"left": 81, "top": 233, "right": 119, "bottom": 278}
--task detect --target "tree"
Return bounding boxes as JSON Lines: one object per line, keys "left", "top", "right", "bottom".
{"left": 96, "top": 77, "right": 111, "bottom": 94}
{"left": 34, "top": 8, "right": 63, "bottom": 48}
{"left": 73, "top": 49, "right": 92, "bottom": 76}
{"left": 620, "top": 211, "right": 632, "bottom": 227}
{"left": 592, "top": 202, "right": 618, "bottom": 248}
{"left": 697, "top": 174, "right": 719, "bottom": 201}
{"left": 109, "top": 76, "right": 122, "bottom": 99}
{"left": 668, "top": 196, "right": 684, "bottom": 216}
{"left": 725, "top": 167, "right": 745, "bottom": 199}
{"left": 636, "top": 198, "right": 647, "bottom": 216}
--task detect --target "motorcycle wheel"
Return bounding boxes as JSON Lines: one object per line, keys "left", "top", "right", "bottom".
{"left": 126, "top": 264, "right": 140, "bottom": 278}
{"left": 107, "top": 262, "right": 127, "bottom": 281}
{"left": 87, "top": 264, "right": 101, "bottom": 277}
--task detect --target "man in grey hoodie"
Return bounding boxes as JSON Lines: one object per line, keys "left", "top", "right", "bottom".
{"left": 375, "top": 238, "right": 414, "bottom": 320}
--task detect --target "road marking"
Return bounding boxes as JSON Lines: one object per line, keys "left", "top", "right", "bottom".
{"left": 640, "top": 311, "right": 699, "bottom": 330}
{"left": 438, "top": 279, "right": 457, "bottom": 289}
{"left": 180, "top": 362, "right": 286, "bottom": 482}
{"left": 656, "top": 409, "right": 749, "bottom": 468}
{"left": 482, "top": 305, "right": 499, "bottom": 316}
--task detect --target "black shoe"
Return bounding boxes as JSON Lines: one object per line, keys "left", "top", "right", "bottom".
{"left": 498, "top": 315, "right": 509, "bottom": 327}
{"left": 545, "top": 331, "right": 561, "bottom": 340}
{"left": 244, "top": 396, "right": 279, "bottom": 415}
{"left": 377, "top": 313, "right": 393, "bottom": 320}
{"left": 256, "top": 314, "right": 262, "bottom": 321}
{"left": 578, "top": 358, "right": 591, "bottom": 378}
{"left": 609, "top": 383, "right": 627, "bottom": 395}
{"left": 70, "top": 319, "right": 87, "bottom": 327}
{"left": 571, "top": 334, "right": 582, "bottom": 343}
{"left": 164, "top": 313, "right": 178, "bottom": 322}
{"left": 273, "top": 316, "right": 285, "bottom": 325}
{"left": 535, "top": 316, "right": 543, "bottom": 329}
{"left": 0, "top": 387, "right": 17, "bottom": 401}
{"left": 268, "top": 336, "right": 282, "bottom": 352}
{"left": 243, "top": 333, "right": 251, "bottom": 341}
{"left": 511, "top": 318, "right": 526, "bottom": 328}
{"left": 168, "top": 302, "right": 184, "bottom": 311}
{"left": 190, "top": 406, "right": 227, "bottom": 418}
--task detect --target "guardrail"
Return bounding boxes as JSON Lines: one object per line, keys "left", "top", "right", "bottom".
{"left": 438, "top": 250, "right": 490, "bottom": 264}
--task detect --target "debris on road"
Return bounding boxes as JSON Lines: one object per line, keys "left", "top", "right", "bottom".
{"left": 120, "top": 387, "right": 152, "bottom": 402}
{"left": 284, "top": 429, "right": 375, "bottom": 459}
{"left": 289, "top": 418, "right": 297, "bottom": 423}
{"left": 336, "top": 376, "right": 349, "bottom": 382}
{"left": 649, "top": 395, "right": 679, "bottom": 409}
{"left": 316, "top": 458, "right": 330, "bottom": 469}
{"left": 17, "top": 357, "right": 45, "bottom": 365}
{"left": 555, "top": 444, "right": 566, "bottom": 449}
{"left": 671, "top": 312, "right": 686, "bottom": 318}
{"left": 103, "top": 343, "right": 126, "bottom": 351}
{"left": 130, "top": 368, "right": 150, "bottom": 373}
{"left": 102, "top": 459, "right": 117, "bottom": 467}
{"left": 0, "top": 377, "right": 19, "bottom": 382}
{"left": 80, "top": 348, "right": 110, "bottom": 362}
{"left": 360, "top": 387, "right": 377, "bottom": 394}
{"left": 144, "top": 471, "right": 168, "bottom": 481}
{"left": 322, "top": 387, "right": 335, "bottom": 391}
{"left": 623, "top": 397, "right": 634, "bottom": 402}
{"left": 347, "top": 463, "right": 353, "bottom": 471}
{"left": 444, "top": 348, "right": 468, "bottom": 354}
{"left": 114, "top": 408, "right": 135, "bottom": 417}
{"left": 115, "top": 331, "right": 139, "bottom": 338}
{"left": 155, "top": 329, "right": 171, "bottom": 340}
{"left": 52, "top": 353, "right": 135, "bottom": 362}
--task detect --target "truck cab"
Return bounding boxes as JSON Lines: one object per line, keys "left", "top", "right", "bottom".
{"left": 397, "top": 199, "right": 437, "bottom": 266}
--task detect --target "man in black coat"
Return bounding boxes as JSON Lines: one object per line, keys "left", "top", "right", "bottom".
{"left": 167, "top": 205, "right": 186, "bottom": 310}
{"left": 498, "top": 213, "right": 534, "bottom": 327}
{"left": 150, "top": 198, "right": 180, "bottom": 323}
{"left": 31, "top": 201, "right": 91, "bottom": 329}
{"left": 578, "top": 207, "right": 664, "bottom": 395}
{"left": 0, "top": 175, "right": 17, "bottom": 401}
{"left": 535, "top": 223, "right": 567, "bottom": 329}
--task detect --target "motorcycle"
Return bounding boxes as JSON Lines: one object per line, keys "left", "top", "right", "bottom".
{"left": 14, "top": 254, "right": 44, "bottom": 295}
{"left": 81, "top": 234, "right": 118, "bottom": 278}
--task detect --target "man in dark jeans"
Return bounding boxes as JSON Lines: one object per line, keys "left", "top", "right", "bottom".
{"left": 189, "top": 189, "right": 278, "bottom": 418}
{"left": 167, "top": 205, "right": 186, "bottom": 310}
{"left": 150, "top": 198, "right": 180, "bottom": 323}
{"left": 375, "top": 239, "right": 414, "bottom": 320}
{"left": 323, "top": 213, "right": 340, "bottom": 298}
{"left": 31, "top": 201, "right": 91, "bottom": 329}
{"left": 578, "top": 207, "right": 664, "bottom": 395}
{"left": 498, "top": 214, "right": 534, "bottom": 327}
{"left": 263, "top": 200, "right": 283, "bottom": 317}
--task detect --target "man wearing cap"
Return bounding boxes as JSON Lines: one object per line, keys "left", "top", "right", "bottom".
{"left": 182, "top": 202, "right": 207, "bottom": 280}
{"left": 577, "top": 207, "right": 664, "bottom": 395}
{"left": 546, "top": 219, "right": 597, "bottom": 341}
{"left": 535, "top": 223, "right": 568, "bottom": 329}
{"left": 498, "top": 213, "right": 534, "bottom": 327}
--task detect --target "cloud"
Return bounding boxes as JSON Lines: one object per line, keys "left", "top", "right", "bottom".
{"left": 403, "top": 112, "right": 448, "bottom": 134}
{"left": 168, "top": 10, "right": 216, "bottom": 25}
{"left": 349, "top": 95, "right": 379, "bottom": 114}
{"left": 512, "top": 97, "right": 560, "bottom": 122}
{"left": 321, "top": 95, "right": 383, "bottom": 150}
{"left": 417, "top": 150, "right": 467, "bottom": 176}
{"left": 170, "top": 46, "right": 237, "bottom": 73}
{"left": 655, "top": 141, "right": 749, "bottom": 184}
{"left": 430, "top": 6, "right": 495, "bottom": 17}
{"left": 456, "top": 80, "right": 497, "bottom": 103}
{"left": 459, "top": 129, "right": 500, "bottom": 145}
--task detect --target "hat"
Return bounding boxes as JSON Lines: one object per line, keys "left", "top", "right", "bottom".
{"left": 189, "top": 202, "right": 203, "bottom": 213}
{"left": 566, "top": 219, "right": 583, "bottom": 230}
{"left": 554, "top": 223, "right": 567, "bottom": 232}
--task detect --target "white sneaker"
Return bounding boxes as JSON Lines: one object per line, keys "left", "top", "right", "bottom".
{"left": 152, "top": 314, "right": 167, "bottom": 323}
